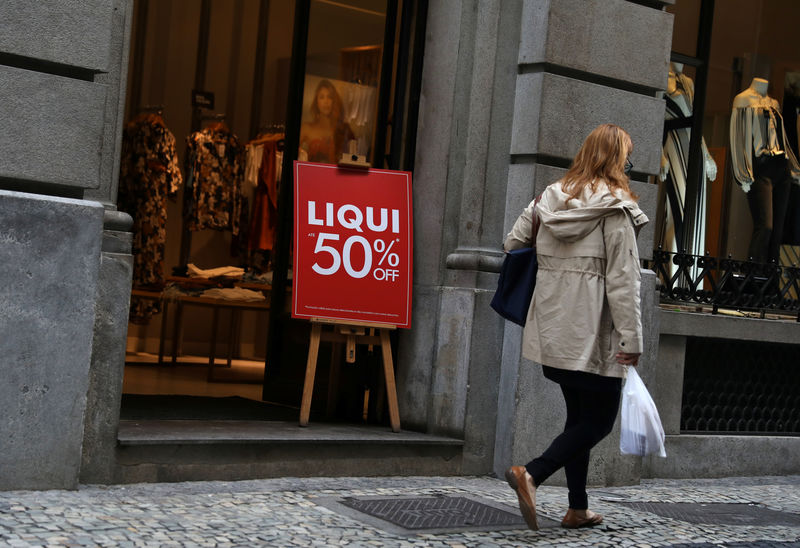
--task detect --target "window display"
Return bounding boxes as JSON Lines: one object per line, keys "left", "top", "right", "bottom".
{"left": 117, "top": 0, "right": 419, "bottom": 417}
{"left": 664, "top": 0, "right": 800, "bottom": 265}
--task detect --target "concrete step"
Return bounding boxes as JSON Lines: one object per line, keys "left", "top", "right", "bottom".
{"left": 115, "top": 420, "right": 463, "bottom": 483}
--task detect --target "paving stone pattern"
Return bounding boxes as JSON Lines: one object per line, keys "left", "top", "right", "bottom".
{"left": 0, "top": 475, "right": 798, "bottom": 546}
{"left": 615, "top": 502, "right": 800, "bottom": 527}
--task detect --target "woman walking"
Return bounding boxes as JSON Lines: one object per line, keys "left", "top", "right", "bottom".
{"left": 503, "top": 124, "right": 648, "bottom": 530}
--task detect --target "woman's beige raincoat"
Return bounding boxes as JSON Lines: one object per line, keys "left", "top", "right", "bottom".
{"left": 504, "top": 180, "right": 648, "bottom": 379}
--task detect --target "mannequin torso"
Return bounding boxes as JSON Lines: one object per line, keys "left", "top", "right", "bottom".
{"left": 666, "top": 62, "right": 694, "bottom": 108}
{"left": 666, "top": 62, "right": 682, "bottom": 95}
{"left": 733, "top": 78, "right": 778, "bottom": 110}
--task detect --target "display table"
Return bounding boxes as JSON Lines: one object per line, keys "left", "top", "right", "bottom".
{"left": 130, "top": 277, "right": 272, "bottom": 381}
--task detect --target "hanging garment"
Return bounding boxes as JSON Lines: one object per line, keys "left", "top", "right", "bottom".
{"left": 342, "top": 82, "right": 377, "bottom": 157}
{"left": 248, "top": 135, "right": 282, "bottom": 252}
{"left": 185, "top": 124, "right": 244, "bottom": 235}
{"left": 342, "top": 83, "right": 377, "bottom": 127}
{"left": 229, "top": 141, "right": 265, "bottom": 260}
{"left": 243, "top": 142, "right": 264, "bottom": 205}
{"left": 118, "top": 113, "right": 182, "bottom": 323}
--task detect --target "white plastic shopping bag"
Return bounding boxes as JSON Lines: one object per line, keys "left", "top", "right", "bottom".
{"left": 619, "top": 367, "right": 667, "bottom": 457}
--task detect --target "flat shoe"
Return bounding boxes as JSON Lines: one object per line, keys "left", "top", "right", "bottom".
{"left": 505, "top": 466, "right": 539, "bottom": 530}
{"left": 561, "top": 508, "right": 603, "bottom": 529}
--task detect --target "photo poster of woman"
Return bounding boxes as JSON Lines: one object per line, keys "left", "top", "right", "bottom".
{"left": 299, "top": 75, "right": 378, "bottom": 165}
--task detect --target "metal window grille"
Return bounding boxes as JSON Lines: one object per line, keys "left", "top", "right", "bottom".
{"left": 650, "top": 248, "right": 800, "bottom": 321}
{"left": 681, "top": 337, "right": 800, "bottom": 435}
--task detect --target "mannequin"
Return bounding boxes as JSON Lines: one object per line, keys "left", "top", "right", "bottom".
{"left": 660, "top": 62, "right": 717, "bottom": 268}
{"left": 730, "top": 77, "right": 800, "bottom": 262}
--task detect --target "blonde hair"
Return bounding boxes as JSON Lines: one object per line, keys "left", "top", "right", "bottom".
{"left": 561, "top": 123, "right": 638, "bottom": 202}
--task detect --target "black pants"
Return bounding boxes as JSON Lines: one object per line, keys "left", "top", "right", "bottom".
{"left": 747, "top": 155, "right": 792, "bottom": 263}
{"left": 525, "top": 380, "right": 621, "bottom": 510}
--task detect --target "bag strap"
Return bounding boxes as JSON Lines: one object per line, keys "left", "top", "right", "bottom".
{"left": 531, "top": 194, "right": 542, "bottom": 248}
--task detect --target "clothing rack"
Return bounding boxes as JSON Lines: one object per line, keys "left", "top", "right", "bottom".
{"left": 253, "top": 124, "right": 286, "bottom": 152}
{"left": 138, "top": 104, "right": 165, "bottom": 116}
{"left": 200, "top": 112, "right": 227, "bottom": 121}
{"left": 200, "top": 113, "right": 228, "bottom": 128}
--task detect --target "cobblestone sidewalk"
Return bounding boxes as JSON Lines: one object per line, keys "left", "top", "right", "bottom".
{"left": 1, "top": 475, "right": 799, "bottom": 547}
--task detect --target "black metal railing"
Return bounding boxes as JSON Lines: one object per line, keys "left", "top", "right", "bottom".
{"left": 650, "top": 248, "right": 800, "bottom": 321}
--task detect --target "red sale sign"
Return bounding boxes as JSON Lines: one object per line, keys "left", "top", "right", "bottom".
{"left": 292, "top": 162, "right": 413, "bottom": 328}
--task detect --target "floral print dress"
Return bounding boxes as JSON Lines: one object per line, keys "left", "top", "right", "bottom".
{"left": 185, "top": 124, "right": 244, "bottom": 236}
{"left": 118, "top": 113, "right": 182, "bottom": 324}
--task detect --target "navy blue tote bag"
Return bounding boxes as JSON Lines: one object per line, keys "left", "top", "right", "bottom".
{"left": 490, "top": 196, "right": 541, "bottom": 326}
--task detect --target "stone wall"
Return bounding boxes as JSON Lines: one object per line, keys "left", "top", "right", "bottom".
{"left": 397, "top": 0, "right": 525, "bottom": 477}
{"left": 0, "top": 0, "right": 133, "bottom": 489}
{"left": 0, "top": 193, "right": 103, "bottom": 489}
{"left": 644, "top": 311, "right": 800, "bottom": 479}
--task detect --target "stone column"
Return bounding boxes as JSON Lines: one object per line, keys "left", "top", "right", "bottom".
{"left": 80, "top": 0, "right": 135, "bottom": 485}
{"left": 397, "top": 0, "right": 525, "bottom": 474}
{"left": 80, "top": 211, "right": 134, "bottom": 484}
{"left": 404, "top": 0, "right": 673, "bottom": 480}
{"left": 493, "top": 0, "right": 673, "bottom": 486}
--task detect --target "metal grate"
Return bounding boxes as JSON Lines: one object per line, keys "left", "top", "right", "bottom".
{"left": 339, "top": 496, "right": 526, "bottom": 530}
{"left": 615, "top": 502, "right": 800, "bottom": 527}
{"left": 681, "top": 338, "right": 800, "bottom": 434}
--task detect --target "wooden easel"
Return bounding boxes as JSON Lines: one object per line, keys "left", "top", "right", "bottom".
{"left": 299, "top": 318, "right": 400, "bottom": 432}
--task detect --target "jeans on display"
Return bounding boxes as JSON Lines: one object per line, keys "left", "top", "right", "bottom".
{"left": 747, "top": 155, "right": 792, "bottom": 263}
{"left": 524, "top": 381, "right": 621, "bottom": 510}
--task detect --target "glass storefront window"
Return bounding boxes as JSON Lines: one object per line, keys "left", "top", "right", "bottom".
{"left": 119, "top": 0, "right": 424, "bottom": 415}
{"left": 300, "top": 0, "right": 387, "bottom": 164}
{"left": 666, "top": 0, "right": 700, "bottom": 59}
{"left": 661, "top": 0, "right": 800, "bottom": 267}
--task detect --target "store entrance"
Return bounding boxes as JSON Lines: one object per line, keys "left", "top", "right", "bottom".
{"left": 119, "top": 0, "right": 424, "bottom": 425}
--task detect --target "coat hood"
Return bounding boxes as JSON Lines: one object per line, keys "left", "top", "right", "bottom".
{"left": 537, "top": 180, "right": 648, "bottom": 242}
